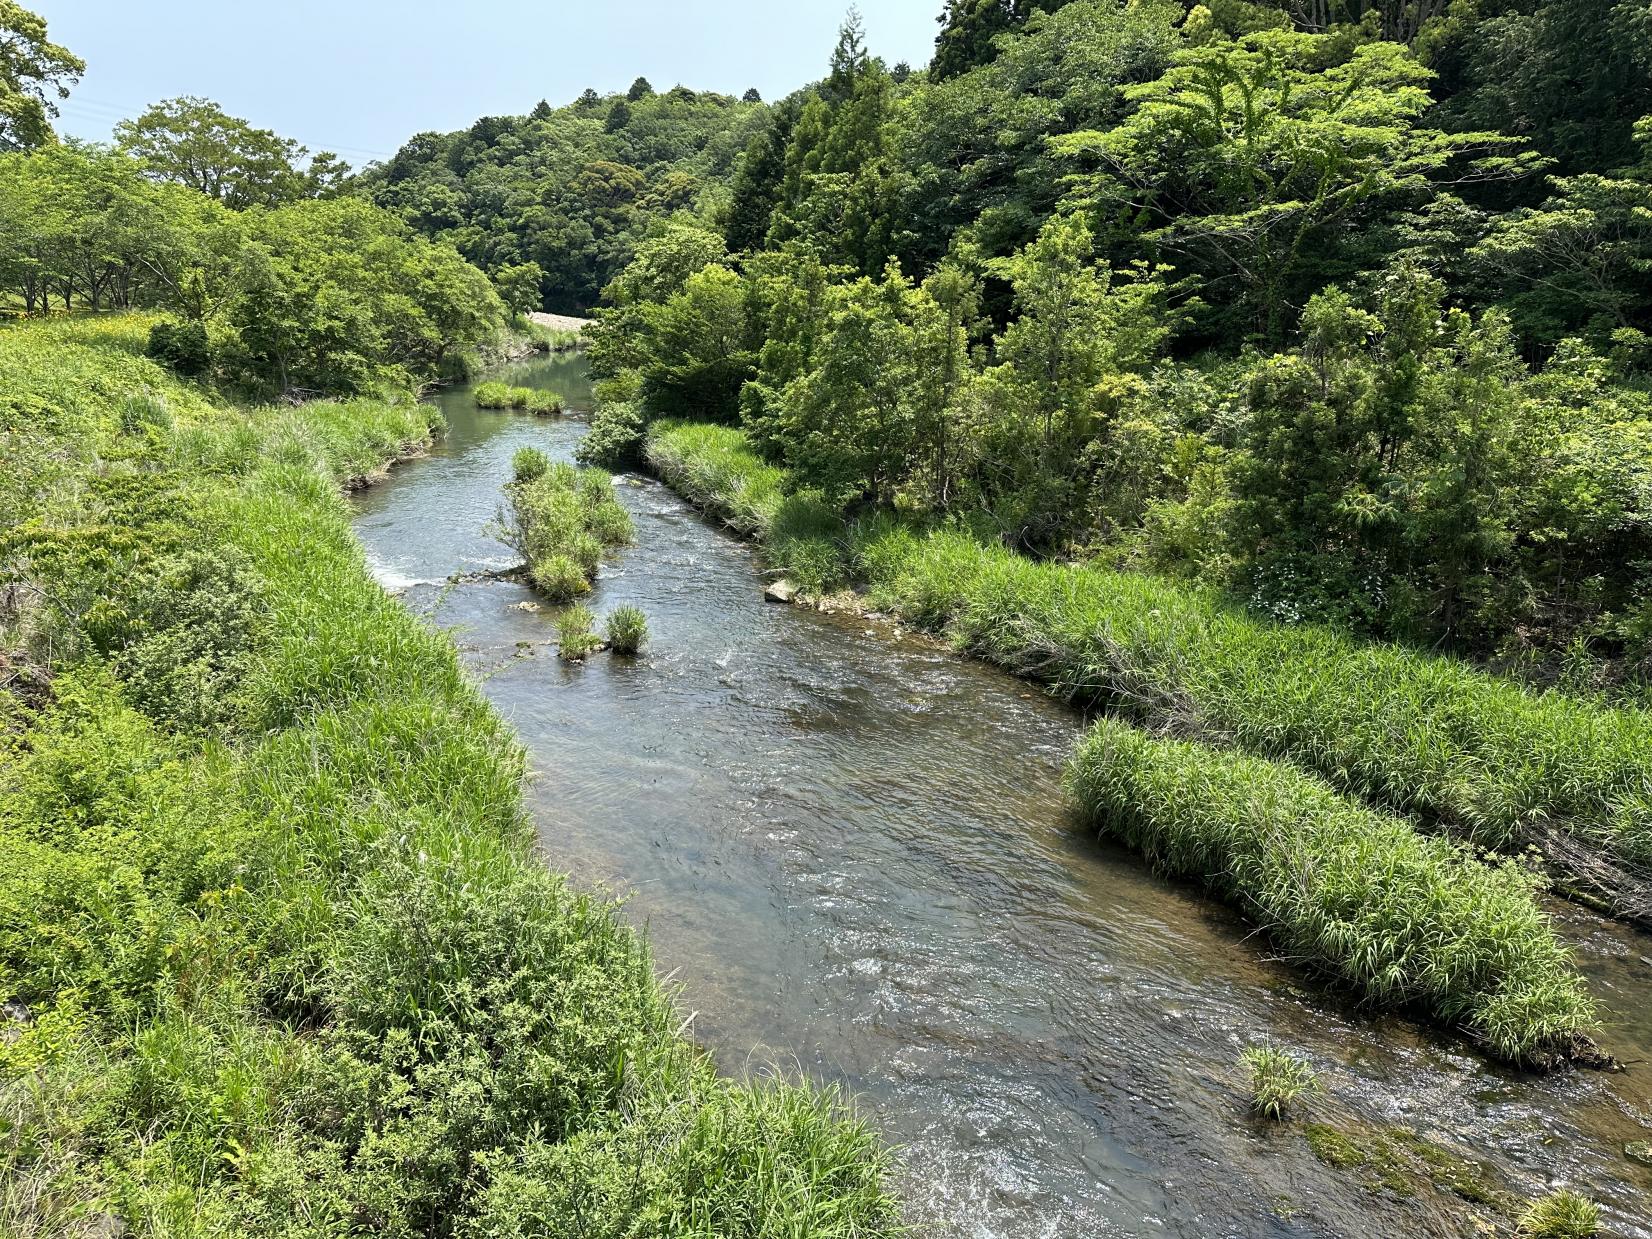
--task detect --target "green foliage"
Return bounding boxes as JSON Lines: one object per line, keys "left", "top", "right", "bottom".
{"left": 512, "top": 446, "right": 550, "bottom": 483}
{"left": 114, "top": 96, "right": 348, "bottom": 209}
{"left": 604, "top": 605, "right": 648, "bottom": 655}
{"left": 575, "top": 400, "right": 645, "bottom": 468}
{"left": 474, "top": 381, "right": 512, "bottom": 408}
{"left": 555, "top": 604, "right": 603, "bottom": 660}
{"left": 1071, "top": 720, "right": 1596, "bottom": 1066}
{"left": 360, "top": 88, "right": 765, "bottom": 313}
{"left": 1240, "top": 1044, "right": 1318, "bottom": 1119}
{"left": 502, "top": 460, "right": 634, "bottom": 602}
{"left": 0, "top": 313, "right": 897, "bottom": 1236}
{"left": 0, "top": 2, "right": 83, "bottom": 151}
{"left": 145, "top": 320, "right": 211, "bottom": 376}
{"left": 1517, "top": 1189, "right": 1600, "bottom": 1238}
{"left": 525, "top": 388, "right": 564, "bottom": 416}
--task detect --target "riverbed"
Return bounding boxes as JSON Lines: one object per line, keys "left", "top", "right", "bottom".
{"left": 352, "top": 355, "right": 1652, "bottom": 1238}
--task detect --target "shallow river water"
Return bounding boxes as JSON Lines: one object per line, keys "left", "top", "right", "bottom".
{"left": 352, "top": 356, "right": 1652, "bottom": 1238}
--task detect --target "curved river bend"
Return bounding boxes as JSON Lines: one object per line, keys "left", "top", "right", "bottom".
{"left": 353, "top": 356, "right": 1652, "bottom": 1239}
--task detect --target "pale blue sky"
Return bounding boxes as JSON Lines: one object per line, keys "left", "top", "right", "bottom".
{"left": 36, "top": 1, "right": 941, "bottom": 167}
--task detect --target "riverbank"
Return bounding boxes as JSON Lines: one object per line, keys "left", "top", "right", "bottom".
{"left": 640, "top": 418, "right": 1641, "bottom": 1067}
{"left": 0, "top": 316, "right": 897, "bottom": 1235}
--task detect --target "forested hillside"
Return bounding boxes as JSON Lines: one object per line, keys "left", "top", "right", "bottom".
{"left": 357, "top": 83, "right": 770, "bottom": 315}
{"left": 520, "top": 0, "right": 1652, "bottom": 687}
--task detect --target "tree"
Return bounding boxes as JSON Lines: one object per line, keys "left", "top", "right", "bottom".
{"left": 530, "top": 99, "right": 553, "bottom": 121}
{"left": 0, "top": 1, "right": 83, "bottom": 151}
{"left": 115, "top": 97, "right": 348, "bottom": 209}
{"left": 634, "top": 264, "right": 756, "bottom": 418}
{"left": 1057, "top": 32, "right": 1538, "bottom": 342}
{"left": 742, "top": 88, "right": 763, "bottom": 103}
{"left": 604, "top": 99, "right": 633, "bottom": 133}
{"left": 494, "top": 260, "right": 545, "bottom": 314}
{"left": 577, "top": 88, "right": 602, "bottom": 109}
{"left": 627, "top": 77, "right": 655, "bottom": 101}
{"left": 930, "top": 0, "right": 1073, "bottom": 82}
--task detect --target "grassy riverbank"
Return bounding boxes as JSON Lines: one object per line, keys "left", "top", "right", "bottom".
{"left": 0, "top": 319, "right": 897, "bottom": 1235}
{"left": 643, "top": 419, "right": 1619, "bottom": 1065}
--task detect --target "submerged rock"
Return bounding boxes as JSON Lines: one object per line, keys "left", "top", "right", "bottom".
{"left": 1628, "top": 1142, "right": 1652, "bottom": 1167}
{"left": 764, "top": 579, "right": 797, "bottom": 604}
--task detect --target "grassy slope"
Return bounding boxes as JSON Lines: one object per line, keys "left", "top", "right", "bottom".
{"left": 0, "top": 320, "right": 896, "bottom": 1236}
{"left": 643, "top": 420, "right": 1608, "bottom": 1065}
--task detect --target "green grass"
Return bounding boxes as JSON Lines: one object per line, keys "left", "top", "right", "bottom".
{"left": 556, "top": 604, "right": 604, "bottom": 661}
{"left": 1241, "top": 1044, "right": 1319, "bottom": 1119}
{"left": 501, "top": 462, "right": 635, "bottom": 603}
{"left": 0, "top": 316, "right": 899, "bottom": 1236}
{"left": 605, "top": 605, "right": 649, "bottom": 656}
{"left": 1518, "top": 1189, "right": 1600, "bottom": 1237}
{"left": 1069, "top": 720, "right": 1597, "bottom": 1066}
{"left": 644, "top": 419, "right": 1652, "bottom": 925}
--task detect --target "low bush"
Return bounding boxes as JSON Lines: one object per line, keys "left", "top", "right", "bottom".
{"left": 512, "top": 447, "right": 550, "bottom": 484}
{"left": 1518, "top": 1190, "right": 1600, "bottom": 1238}
{"left": 501, "top": 462, "right": 634, "bottom": 603}
{"left": 576, "top": 400, "right": 645, "bottom": 468}
{"left": 605, "top": 605, "right": 648, "bottom": 655}
{"left": 1241, "top": 1044, "right": 1318, "bottom": 1120}
{"left": 1068, "top": 720, "right": 1597, "bottom": 1067}
{"left": 525, "top": 389, "right": 564, "bottom": 416}
{"left": 556, "top": 604, "right": 603, "bottom": 661}
{"left": 474, "top": 381, "right": 512, "bottom": 409}
{"left": 144, "top": 320, "right": 211, "bottom": 377}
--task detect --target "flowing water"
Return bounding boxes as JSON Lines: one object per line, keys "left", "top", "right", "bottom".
{"left": 353, "top": 355, "right": 1652, "bottom": 1238}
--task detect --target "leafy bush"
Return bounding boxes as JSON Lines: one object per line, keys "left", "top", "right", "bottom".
{"left": 1067, "top": 720, "right": 1597, "bottom": 1066}
{"left": 502, "top": 460, "right": 634, "bottom": 602}
{"left": 474, "top": 381, "right": 512, "bottom": 408}
{"left": 605, "top": 605, "right": 648, "bottom": 655}
{"left": 506, "top": 386, "right": 533, "bottom": 409}
{"left": 1241, "top": 1044, "right": 1318, "bottom": 1120}
{"left": 576, "top": 401, "right": 645, "bottom": 468}
{"left": 512, "top": 447, "right": 550, "bottom": 484}
{"left": 145, "top": 320, "right": 211, "bottom": 377}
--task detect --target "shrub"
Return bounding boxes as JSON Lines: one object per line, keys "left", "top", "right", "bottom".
{"left": 577, "top": 400, "right": 645, "bottom": 468}
{"left": 606, "top": 605, "right": 648, "bottom": 655}
{"left": 1518, "top": 1190, "right": 1600, "bottom": 1238}
{"left": 556, "top": 604, "right": 603, "bottom": 660}
{"left": 525, "top": 389, "right": 564, "bottom": 416}
{"left": 474, "top": 381, "right": 512, "bottom": 409}
{"left": 1067, "top": 720, "right": 1597, "bottom": 1066}
{"left": 145, "top": 320, "right": 211, "bottom": 377}
{"left": 1240, "top": 1044, "right": 1318, "bottom": 1119}
{"left": 530, "top": 555, "right": 589, "bottom": 602}
{"left": 512, "top": 447, "right": 551, "bottom": 484}
{"left": 507, "top": 386, "right": 533, "bottom": 409}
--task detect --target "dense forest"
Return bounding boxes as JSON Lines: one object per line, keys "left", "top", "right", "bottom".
{"left": 436, "top": 0, "right": 1652, "bottom": 688}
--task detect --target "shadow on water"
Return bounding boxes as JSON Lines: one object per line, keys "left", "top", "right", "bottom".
{"left": 352, "top": 357, "right": 1652, "bottom": 1239}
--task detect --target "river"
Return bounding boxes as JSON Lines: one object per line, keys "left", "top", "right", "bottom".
{"left": 352, "top": 354, "right": 1652, "bottom": 1238}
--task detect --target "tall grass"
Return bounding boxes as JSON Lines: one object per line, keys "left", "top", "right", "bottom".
{"left": 643, "top": 420, "right": 1652, "bottom": 924}
{"left": 501, "top": 461, "right": 635, "bottom": 602}
{"left": 1069, "top": 720, "right": 1597, "bottom": 1066}
{"left": 0, "top": 315, "right": 899, "bottom": 1236}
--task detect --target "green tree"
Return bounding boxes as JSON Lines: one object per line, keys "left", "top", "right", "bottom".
{"left": 627, "top": 77, "right": 655, "bottom": 101}
{"left": 0, "top": 1, "right": 82, "bottom": 151}
{"left": 494, "top": 260, "right": 545, "bottom": 315}
{"left": 931, "top": 0, "right": 1074, "bottom": 82}
{"left": 115, "top": 96, "right": 348, "bottom": 209}
{"left": 633, "top": 264, "right": 757, "bottom": 418}
{"left": 1057, "top": 31, "right": 1536, "bottom": 342}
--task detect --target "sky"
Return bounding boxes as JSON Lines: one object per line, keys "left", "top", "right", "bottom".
{"left": 35, "top": 1, "right": 942, "bottom": 168}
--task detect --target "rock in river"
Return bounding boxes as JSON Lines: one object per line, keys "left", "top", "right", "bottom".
{"left": 764, "top": 579, "right": 798, "bottom": 604}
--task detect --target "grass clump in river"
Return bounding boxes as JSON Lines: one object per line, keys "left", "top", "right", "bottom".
{"left": 642, "top": 419, "right": 1652, "bottom": 928}
{"left": 1241, "top": 1044, "right": 1318, "bottom": 1119}
{"left": 1067, "top": 720, "right": 1596, "bottom": 1067}
{"left": 0, "top": 314, "right": 899, "bottom": 1237}
{"left": 500, "top": 460, "right": 634, "bottom": 602}
{"left": 605, "top": 605, "right": 649, "bottom": 655}
{"left": 476, "top": 382, "right": 562, "bottom": 414}
{"left": 557, "top": 604, "right": 604, "bottom": 660}
{"left": 1519, "top": 1190, "right": 1600, "bottom": 1238}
